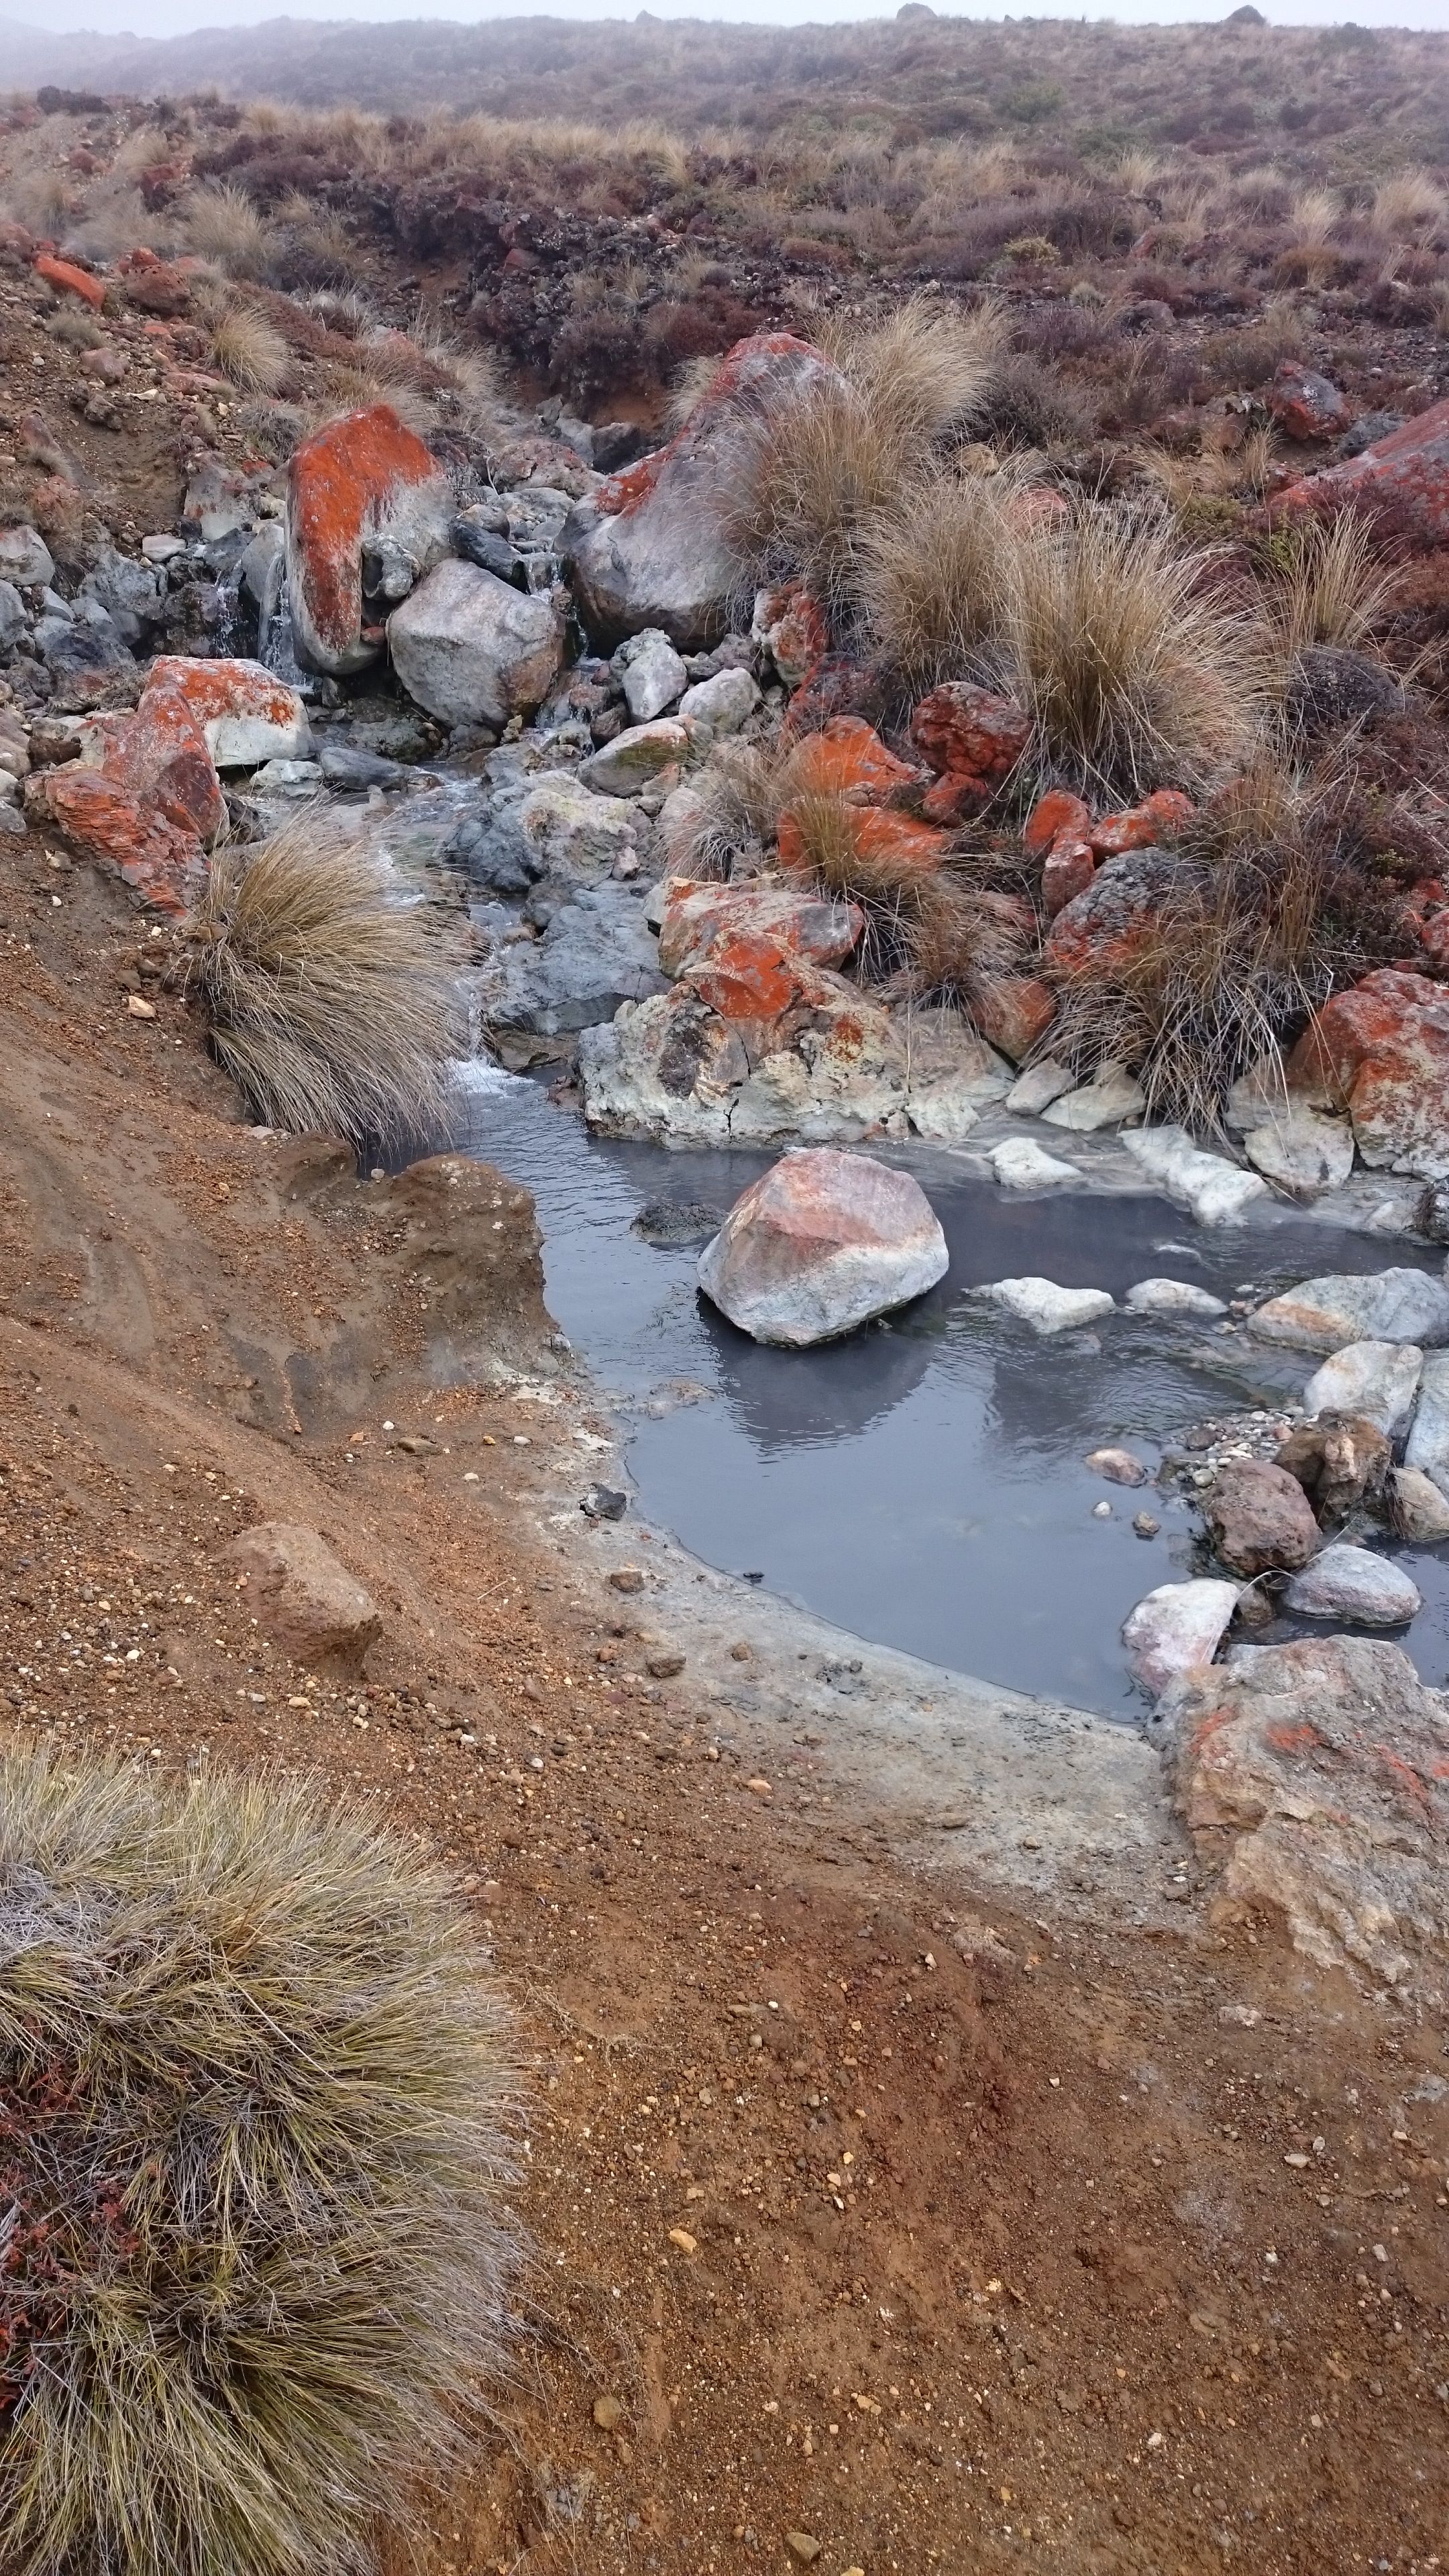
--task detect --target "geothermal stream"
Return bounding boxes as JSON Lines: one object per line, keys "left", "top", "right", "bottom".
{"left": 447, "top": 1056, "right": 1449, "bottom": 1722}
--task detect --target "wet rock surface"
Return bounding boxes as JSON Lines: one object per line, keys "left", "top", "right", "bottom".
{"left": 697, "top": 1147, "right": 949, "bottom": 1347}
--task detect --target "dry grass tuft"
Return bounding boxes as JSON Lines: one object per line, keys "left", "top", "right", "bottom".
{"left": 828, "top": 293, "right": 1008, "bottom": 444}
{"left": 1049, "top": 763, "right": 1407, "bottom": 1128}
{"left": 1265, "top": 510, "right": 1396, "bottom": 661}
{"left": 0, "top": 1743, "right": 518, "bottom": 2576}
{"left": 183, "top": 180, "right": 276, "bottom": 282}
{"left": 209, "top": 301, "right": 291, "bottom": 395}
{"left": 855, "top": 457, "right": 1026, "bottom": 701}
{"left": 994, "top": 502, "right": 1268, "bottom": 799}
{"left": 182, "top": 816, "right": 460, "bottom": 1150}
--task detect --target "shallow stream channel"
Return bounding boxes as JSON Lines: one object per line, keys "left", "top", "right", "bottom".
{"left": 449, "top": 1063, "right": 1449, "bottom": 1719}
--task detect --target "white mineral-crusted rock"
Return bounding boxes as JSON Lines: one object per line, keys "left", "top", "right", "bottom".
{"left": 980, "top": 1278, "right": 1115, "bottom": 1334}
{"left": 1164, "top": 1635, "right": 1449, "bottom": 2000}
{"left": 1122, "top": 1578, "right": 1240, "bottom": 1695}
{"left": 614, "top": 626, "right": 688, "bottom": 724}
{"left": 988, "top": 1138, "right": 1081, "bottom": 1190}
{"left": 678, "top": 665, "right": 760, "bottom": 737}
{"left": 578, "top": 718, "right": 692, "bottom": 797}
{"left": 698, "top": 1148, "right": 948, "bottom": 1346}
{"left": 1041, "top": 1063, "right": 1144, "bottom": 1132}
{"left": 1301, "top": 1340, "right": 1424, "bottom": 1438}
{"left": 1248, "top": 1267, "right": 1449, "bottom": 1354}
{"left": 1124, "top": 1277, "right": 1228, "bottom": 1318}
{"left": 1282, "top": 1543, "right": 1422, "bottom": 1627}
{"left": 1242, "top": 1106, "right": 1355, "bottom": 1198}
{"left": 1124, "top": 1125, "right": 1267, "bottom": 1224}
{"left": 1004, "top": 1058, "right": 1076, "bottom": 1116}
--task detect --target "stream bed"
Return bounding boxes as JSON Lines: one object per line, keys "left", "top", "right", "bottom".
{"left": 451, "top": 1063, "right": 1449, "bottom": 1717}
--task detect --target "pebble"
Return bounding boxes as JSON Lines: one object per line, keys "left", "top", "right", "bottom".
{"left": 1091, "top": 1500, "right": 1112, "bottom": 1519}
{"left": 785, "top": 2540, "right": 822, "bottom": 2568}
{"left": 1087, "top": 1446, "right": 1149, "bottom": 1487}
{"left": 667, "top": 2226, "right": 697, "bottom": 2254}
{"left": 608, "top": 1568, "right": 645, "bottom": 1592}
{"left": 1132, "top": 1512, "right": 1161, "bottom": 1538}
{"left": 592, "top": 2394, "right": 625, "bottom": 2430}
{"left": 125, "top": 994, "right": 157, "bottom": 1020}
{"left": 647, "top": 1651, "right": 686, "bottom": 1678}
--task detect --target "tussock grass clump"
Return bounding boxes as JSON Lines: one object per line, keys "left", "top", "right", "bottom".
{"left": 0, "top": 1746, "right": 518, "bottom": 2576}
{"left": 1049, "top": 764, "right": 1407, "bottom": 1128}
{"left": 1266, "top": 510, "right": 1395, "bottom": 661}
{"left": 727, "top": 299, "right": 1006, "bottom": 618}
{"left": 183, "top": 179, "right": 277, "bottom": 281}
{"left": 183, "top": 817, "right": 459, "bottom": 1149}
{"left": 209, "top": 300, "right": 291, "bottom": 394}
{"left": 994, "top": 502, "right": 1268, "bottom": 800}
{"left": 855, "top": 458, "right": 1025, "bottom": 700}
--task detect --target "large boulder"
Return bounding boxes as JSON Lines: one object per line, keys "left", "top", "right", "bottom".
{"left": 1287, "top": 969, "right": 1449, "bottom": 1182}
{"left": 1404, "top": 1348, "right": 1449, "bottom": 1499}
{"left": 559, "top": 333, "right": 845, "bottom": 651}
{"left": 657, "top": 880, "right": 863, "bottom": 980}
{"left": 1042, "top": 845, "right": 1187, "bottom": 983}
{"left": 1301, "top": 1339, "right": 1423, "bottom": 1438}
{"left": 143, "top": 653, "right": 311, "bottom": 769}
{"left": 1165, "top": 1635, "right": 1449, "bottom": 2000}
{"left": 698, "top": 1147, "right": 948, "bottom": 1346}
{"left": 387, "top": 558, "right": 566, "bottom": 729}
{"left": 217, "top": 1521, "right": 381, "bottom": 1676}
{"left": 580, "top": 975, "right": 1010, "bottom": 1148}
{"left": 286, "top": 403, "right": 454, "bottom": 678}
{"left": 1275, "top": 394, "right": 1449, "bottom": 548}
{"left": 1282, "top": 1542, "right": 1421, "bottom": 1627}
{"left": 1246, "top": 1267, "right": 1449, "bottom": 1354}
{"left": 484, "top": 885, "right": 666, "bottom": 1036}
{"left": 1205, "top": 1459, "right": 1321, "bottom": 1577}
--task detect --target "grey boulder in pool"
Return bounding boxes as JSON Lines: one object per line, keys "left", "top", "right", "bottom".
{"left": 697, "top": 1148, "right": 949, "bottom": 1348}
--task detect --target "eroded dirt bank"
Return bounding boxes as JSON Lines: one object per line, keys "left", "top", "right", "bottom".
{"left": 2, "top": 840, "right": 1448, "bottom": 2576}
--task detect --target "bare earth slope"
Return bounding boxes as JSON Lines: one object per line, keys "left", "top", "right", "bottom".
{"left": 2, "top": 659, "right": 1448, "bottom": 2576}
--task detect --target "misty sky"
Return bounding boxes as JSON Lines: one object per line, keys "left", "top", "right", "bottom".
{"left": 11, "top": 0, "right": 1449, "bottom": 38}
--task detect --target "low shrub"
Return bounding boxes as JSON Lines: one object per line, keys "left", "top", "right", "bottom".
{"left": 0, "top": 1745, "right": 518, "bottom": 2576}
{"left": 182, "top": 815, "right": 460, "bottom": 1150}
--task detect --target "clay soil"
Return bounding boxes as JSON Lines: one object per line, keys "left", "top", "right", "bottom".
{"left": 0, "top": 763, "right": 1446, "bottom": 2576}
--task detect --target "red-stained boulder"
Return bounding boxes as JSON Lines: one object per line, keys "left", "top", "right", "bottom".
{"left": 779, "top": 651, "right": 885, "bottom": 739}
{"left": 786, "top": 715, "right": 920, "bottom": 804}
{"left": 35, "top": 252, "right": 104, "bottom": 309}
{"left": 697, "top": 1147, "right": 949, "bottom": 1346}
{"left": 909, "top": 682, "right": 1030, "bottom": 785}
{"left": 1287, "top": 968, "right": 1449, "bottom": 1180}
{"left": 751, "top": 580, "right": 829, "bottom": 688}
{"left": 142, "top": 654, "right": 311, "bottom": 769}
{"left": 1044, "top": 845, "right": 1185, "bottom": 983}
{"left": 1269, "top": 364, "right": 1348, "bottom": 443}
{"left": 658, "top": 879, "right": 863, "bottom": 981}
{"left": 285, "top": 403, "right": 453, "bottom": 678}
{"left": 1024, "top": 788, "right": 1091, "bottom": 856}
{"left": 560, "top": 333, "right": 845, "bottom": 650}
{"left": 1091, "top": 789, "right": 1193, "bottom": 858}
{"left": 1041, "top": 833, "right": 1095, "bottom": 918}
{"left": 778, "top": 802, "right": 950, "bottom": 881}
{"left": 28, "top": 767, "right": 204, "bottom": 913}
{"left": 1276, "top": 396, "right": 1449, "bottom": 549}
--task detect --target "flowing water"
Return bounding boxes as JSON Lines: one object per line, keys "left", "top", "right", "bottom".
{"left": 448, "top": 1063, "right": 1449, "bottom": 1717}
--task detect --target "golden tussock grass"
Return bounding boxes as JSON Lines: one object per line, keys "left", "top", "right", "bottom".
{"left": 182, "top": 814, "right": 460, "bottom": 1150}
{"left": 0, "top": 1744, "right": 518, "bottom": 2576}
{"left": 183, "top": 178, "right": 277, "bottom": 281}
{"left": 208, "top": 301, "right": 292, "bottom": 395}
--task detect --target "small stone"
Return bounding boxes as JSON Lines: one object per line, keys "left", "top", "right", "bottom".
{"left": 125, "top": 994, "right": 157, "bottom": 1020}
{"left": 1042, "top": 1063, "right": 1145, "bottom": 1133}
{"left": 1204, "top": 1459, "right": 1321, "bottom": 1578}
{"left": 745, "top": 1776, "right": 772, "bottom": 1796}
{"left": 608, "top": 1567, "right": 645, "bottom": 1593}
{"left": 1091, "top": 1499, "right": 1112, "bottom": 1519}
{"left": 1087, "top": 1446, "right": 1149, "bottom": 1487}
{"left": 1387, "top": 1465, "right": 1449, "bottom": 1543}
{"left": 668, "top": 2226, "right": 698, "bottom": 2254}
{"left": 785, "top": 2539, "right": 822, "bottom": 2568}
{"left": 989, "top": 1137, "right": 1079, "bottom": 1190}
{"left": 729, "top": 1641, "right": 751, "bottom": 1660}
{"left": 592, "top": 2394, "right": 625, "bottom": 2430}
{"left": 582, "top": 1485, "right": 628, "bottom": 1520}
{"left": 1004, "top": 1057, "right": 1076, "bottom": 1116}
{"left": 1124, "top": 1277, "right": 1228, "bottom": 1319}
{"left": 647, "top": 1652, "right": 686, "bottom": 1679}
{"left": 1133, "top": 1512, "right": 1161, "bottom": 1538}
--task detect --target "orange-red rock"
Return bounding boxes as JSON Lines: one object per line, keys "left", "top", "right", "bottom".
{"left": 1091, "top": 790, "right": 1194, "bottom": 858}
{"left": 920, "top": 772, "right": 990, "bottom": 826}
{"left": 687, "top": 929, "right": 818, "bottom": 1025}
{"left": 752, "top": 580, "right": 829, "bottom": 688}
{"left": 1042, "top": 833, "right": 1095, "bottom": 917}
{"left": 35, "top": 252, "right": 105, "bottom": 309}
{"left": 777, "top": 800, "right": 949, "bottom": 881}
{"left": 909, "top": 682, "right": 1030, "bottom": 784}
{"left": 658, "top": 879, "right": 864, "bottom": 981}
{"left": 1275, "top": 396, "right": 1449, "bottom": 549}
{"left": 31, "top": 767, "right": 203, "bottom": 912}
{"left": 285, "top": 403, "right": 453, "bottom": 677}
{"left": 143, "top": 655, "right": 310, "bottom": 769}
{"left": 1024, "top": 788, "right": 1091, "bottom": 857}
{"left": 785, "top": 716, "right": 920, "bottom": 804}
{"left": 1287, "top": 968, "right": 1449, "bottom": 1181}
